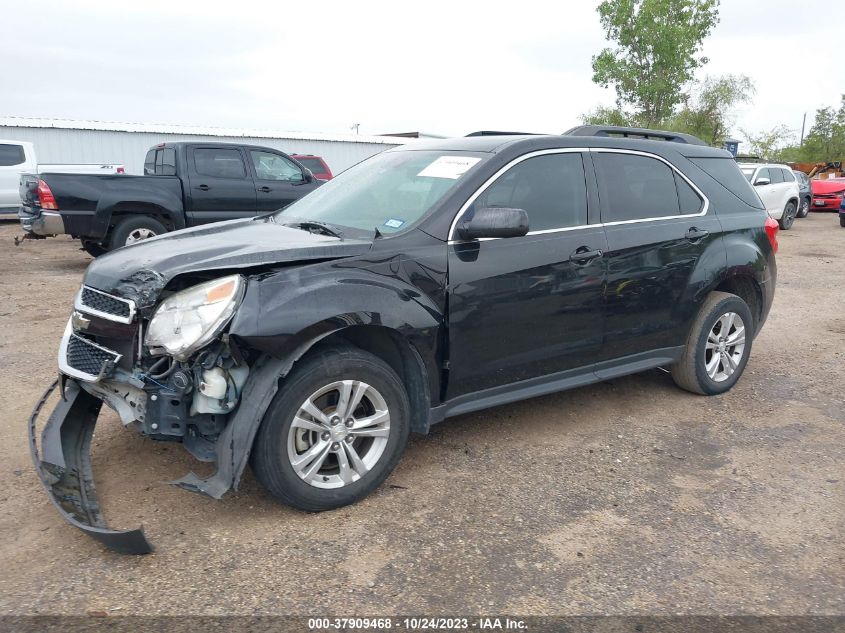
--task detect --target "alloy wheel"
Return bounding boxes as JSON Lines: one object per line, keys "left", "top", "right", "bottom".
{"left": 287, "top": 380, "right": 391, "bottom": 489}
{"left": 125, "top": 228, "right": 157, "bottom": 245}
{"left": 704, "top": 312, "right": 746, "bottom": 382}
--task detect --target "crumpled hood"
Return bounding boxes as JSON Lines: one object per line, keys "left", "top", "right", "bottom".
{"left": 83, "top": 218, "right": 372, "bottom": 309}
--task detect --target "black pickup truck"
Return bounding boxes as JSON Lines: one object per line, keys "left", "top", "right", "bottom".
{"left": 19, "top": 142, "right": 323, "bottom": 256}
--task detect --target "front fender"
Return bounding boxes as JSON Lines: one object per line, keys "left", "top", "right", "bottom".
{"left": 230, "top": 265, "right": 444, "bottom": 372}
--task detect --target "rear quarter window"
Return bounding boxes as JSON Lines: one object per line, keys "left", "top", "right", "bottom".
{"left": 690, "top": 158, "right": 764, "bottom": 210}
{"left": 0, "top": 143, "right": 26, "bottom": 167}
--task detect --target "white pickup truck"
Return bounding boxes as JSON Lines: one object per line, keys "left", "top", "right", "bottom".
{"left": 0, "top": 140, "right": 124, "bottom": 215}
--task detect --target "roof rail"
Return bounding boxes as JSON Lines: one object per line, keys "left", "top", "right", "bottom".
{"left": 563, "top": 125, "right": 707, "bottom": 146}
{"left": 465, "top": 130, "right": 540, "bottom": 137}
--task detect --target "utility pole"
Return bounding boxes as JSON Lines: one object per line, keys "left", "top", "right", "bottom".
{"left": 800, "top": 112, "right": 807, "bottom": 147}
{"left": 350, "top": 123, "right": 360, "bottom": 135}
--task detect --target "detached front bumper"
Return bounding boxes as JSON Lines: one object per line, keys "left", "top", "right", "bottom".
{"left": 28, "top": 379, "right": 152, "bottom": 555}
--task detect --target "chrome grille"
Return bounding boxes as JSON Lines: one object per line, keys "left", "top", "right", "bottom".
{"left": 76, "top": 285, "right": 135, "bottom": 323}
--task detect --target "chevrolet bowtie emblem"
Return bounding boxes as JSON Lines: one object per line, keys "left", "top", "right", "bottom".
{"left": 71, "top": 311, "right": 91, "bottom": 331}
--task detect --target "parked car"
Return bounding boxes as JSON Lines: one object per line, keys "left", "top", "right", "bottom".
{"left": 738, "top": 162, "right": 801, "bottom": 229}
{"left": 291, "top": 154, "right": 333, "bottom": 180}
{"left": 18, "top": 142, "right": 322, "bottom": 256}
{"left": 1, "top": 139, "right": 123, "bottom": 216}
{"left": 810, "top": 178, "right": 845, "bottom": 212}
{"left": 792, "top": 169, "right": 812, "bottom": 218}
{"left": 30, "top": 125, "right": 777, "bottom": 554}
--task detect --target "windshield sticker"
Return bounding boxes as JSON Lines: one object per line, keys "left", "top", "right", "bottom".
{"left": 384, "top": 218, "right": 405, "bottom": 229}
{"left": 417, "top": 156, "right": 481, "bottom": 179}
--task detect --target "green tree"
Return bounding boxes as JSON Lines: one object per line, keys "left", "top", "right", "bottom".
{"left": 591, "top": 0, "right": 721, "bottom": 126}
{"left": 666, "top": 74, "right": 754, "bottom": 146}
{"left": 740, "top": 125, "right": 795, "bottom": 161}
{"left": 773, "top": 96, "right": 845, "bottom": 163}
{"left": 580, "top": 106, "right": 634, "bottom": 127}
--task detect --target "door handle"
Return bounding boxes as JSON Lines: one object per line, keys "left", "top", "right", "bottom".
{"left": 569, "top": 247, "right": 603, "bottom": 264}
{"left": 258, "top": 186, "right": 272, "bottom": 193}
{"left": 196, "top": 184, "right": 210, "bottom": 191}
{"left": 685, "top": 227, "right": 709, "bottom": 242}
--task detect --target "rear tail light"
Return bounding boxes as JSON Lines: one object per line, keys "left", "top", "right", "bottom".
{"left": 36, "top": 179, "right": 58, "bottom": 210}
{"left": 764, "top": 217, "right": 779, "bottom": 254}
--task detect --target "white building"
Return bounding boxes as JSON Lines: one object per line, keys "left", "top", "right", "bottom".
{"left": 0, "top": 116, "right": 408, "bottom": 175}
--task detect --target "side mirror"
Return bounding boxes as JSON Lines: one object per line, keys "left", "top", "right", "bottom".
{"left": 457, "top": 207, "right": 529, "bottom": 240}
{"left": 303, "top": 168, "right": 314, "bottom": 183}
{"left": 754, "top": 177, "right": 770, "bottom": 186}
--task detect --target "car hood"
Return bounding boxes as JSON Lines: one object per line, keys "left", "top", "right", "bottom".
{"left": 83, "top": 218, "right": 372, "bottom": 310}
{"left": 811, "top": 179, "right": 845, "bottom": 195}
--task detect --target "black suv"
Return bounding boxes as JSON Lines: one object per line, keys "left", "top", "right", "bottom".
{"left": 30, "top": 125, "right": 778, "bottom": 553}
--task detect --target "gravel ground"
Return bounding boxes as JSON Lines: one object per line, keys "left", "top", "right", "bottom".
{"left": 0, "top": 214, "right": 842, "bottom": 616}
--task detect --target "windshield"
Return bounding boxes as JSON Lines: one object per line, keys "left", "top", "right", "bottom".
{"left": 740, "top": 167, "right": 755, "bottom": 182}
{"left": 275, "top": 150, "right": 487, "bottom": 235}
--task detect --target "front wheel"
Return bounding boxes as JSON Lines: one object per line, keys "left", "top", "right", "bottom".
{"left": 779, "top": 201, "right": 797, "bottom": 230}
{"left": 671, "top": 291, "right": 754, "bottom": 396}
{"left": 251, "top": 347, "right": 410, "bottom": 512}
{"left": 797, "top": 198, "right": 810, "bottom": 218}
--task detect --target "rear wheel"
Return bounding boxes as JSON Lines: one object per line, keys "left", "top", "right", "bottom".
{"left": 671, "top": 291, "right": 753, "bottom": 396}
{"left": 108, "top": 216, "right": 167, "bottom": 250}
{"left": 251, "top": 347, "right": 410, "bottom": 512}
{"left": 778, "top": 201, "right": 797, "bottom": 230}
{"left": 797, "top": 197, "right": 810, "bottom": 218}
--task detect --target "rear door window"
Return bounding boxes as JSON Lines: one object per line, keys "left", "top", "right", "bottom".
{"left": 768, "top": 168, "right": 784, "bottom": 184}
{"left": 594, "top": 152, "right": 682, "bottom": 221}
{"left": 674, "top": 173, "right": 704, "bottom": 214}
{"left": 780, "top": 169, "right": 794, "bottom": 182}
{"left": 193, "top": 148, "right": 247, "bottom": 179}
{"left": 0, "top": 143, "right": 25, "bottom": 167}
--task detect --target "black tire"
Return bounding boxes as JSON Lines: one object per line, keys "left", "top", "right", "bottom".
{"left": 251, "top": 347, "right": 410, "bottom": 512}
{"left": 108, "top": 216, "right": 167, "bottom": 250}
{"left": 797, "top": 197, "right": 810, "bottom": 218}
{"left": 671, "top": 291, "right": 754, "bottom": 396}
{"left": 778, "top": 201, "right": 797, "bottom": 230}
{"left": 81, "top": 241, "right": 108, "bottom": 257}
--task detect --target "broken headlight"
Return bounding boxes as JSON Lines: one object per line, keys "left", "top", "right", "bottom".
{"left": 145, "top": 275, "right": 244, "bottom": 360}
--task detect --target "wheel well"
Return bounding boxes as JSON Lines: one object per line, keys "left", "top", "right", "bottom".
{"left": 714, "top": 276, "right": 762, "bottom": 332}
{"left": 306, "top": 326, "right": 433, "bottom": 434}
{"left": 110, "top": 203, "right": 175, "bottom": 231}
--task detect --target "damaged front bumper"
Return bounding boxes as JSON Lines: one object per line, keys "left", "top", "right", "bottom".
{"left": 28, "top": 379, "right": 153, "bottom": 555}
{"left": 32, "top": 278, "right": 292, "bottom": 554}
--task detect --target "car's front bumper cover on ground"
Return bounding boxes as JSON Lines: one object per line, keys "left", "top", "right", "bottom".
{"left": 28, "top": 379, "right": 153, "bottom": 555}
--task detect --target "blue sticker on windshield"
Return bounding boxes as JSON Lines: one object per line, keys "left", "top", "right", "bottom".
{"left": 384, "top": 218, "right": 405, "bottom": 229}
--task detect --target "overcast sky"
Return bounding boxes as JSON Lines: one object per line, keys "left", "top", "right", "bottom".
{"left": 2, "top": 0, "right": 843, "bottom": 146}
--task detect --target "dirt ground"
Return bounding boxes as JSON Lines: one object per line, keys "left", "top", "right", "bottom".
{"left": 0, "top": 214, "right": 842, "bottom": 617}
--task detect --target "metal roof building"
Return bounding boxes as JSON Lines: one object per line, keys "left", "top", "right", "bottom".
{"left": 0, "top": 116, "right": 408, "bottom": 175}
